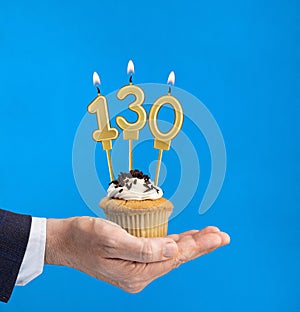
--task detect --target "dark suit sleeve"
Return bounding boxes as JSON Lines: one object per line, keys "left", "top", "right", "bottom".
{"left": 0, "top": 209, "right": 32, "bottom": 303}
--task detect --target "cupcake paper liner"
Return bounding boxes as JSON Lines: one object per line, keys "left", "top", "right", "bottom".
{"left": 104, "top": 209, "right": 171, "bottom": 237}
{"left": 100, "top": 197, "right": 173, "bottom": 238}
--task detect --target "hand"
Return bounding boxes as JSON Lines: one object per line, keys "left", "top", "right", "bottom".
{"left": 45, "top": 217, "right": 230, "bottom": 293}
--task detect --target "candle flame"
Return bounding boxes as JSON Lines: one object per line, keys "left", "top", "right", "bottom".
{"left": 93, "top": 71, "right": 101, "bottom": 86}
{"left": 167, "top": 71, "right": 175, "bottom": 85}
{"left": 127, "top": 60, "right": 135, "bottom": 74}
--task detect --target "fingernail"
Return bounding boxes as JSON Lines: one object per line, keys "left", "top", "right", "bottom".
{"left": 207, "top": 226, "right": 220, "bottom": 232}
{"left": 222, "top": 232, "right": 231, "bottom": 245}
{"left": 163, "top": 242, "right": 177, "bottom": 257}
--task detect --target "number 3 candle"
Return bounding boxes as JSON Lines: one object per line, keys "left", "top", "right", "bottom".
{"left": 116, "top": 60, "right": 147, "bottom": 171}
{"left": 149, "top": 71, "right": 184, "bottom": 185}
{"left": 88, "top": 72, "right": 119, "bottom": 181}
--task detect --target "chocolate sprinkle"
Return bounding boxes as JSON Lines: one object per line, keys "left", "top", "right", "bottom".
{"left": 109, "top": 180, "right": 119, "bottom": 185}
{"left": 108, "top": 169, "right": 161, "bottom": 194}
{"left": 143, "top": 183, "right": 160, "bottom": 194}
{"left": 109, "top": 169, "right": 153, "bottom": 187}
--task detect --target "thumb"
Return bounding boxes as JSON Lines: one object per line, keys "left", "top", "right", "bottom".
{"left": 108, "top": 234, "right": 178, "bottom": 263}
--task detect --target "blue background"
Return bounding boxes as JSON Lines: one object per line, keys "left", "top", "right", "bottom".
{"left": 0, "top": 0, "right": 299, "bottom": 311}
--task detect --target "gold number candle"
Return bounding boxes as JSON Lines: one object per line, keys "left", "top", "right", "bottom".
{"left": 116, "top": 60, "right": 147, "bottom": 171}
{"left": 149, "top": 71, "right": 184, "bottom": 185}
{"left": 88, "top": 72, "right": 119, "bottom": 181}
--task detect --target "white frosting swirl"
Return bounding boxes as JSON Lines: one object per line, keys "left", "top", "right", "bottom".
{"left": 107, "top": 173, "right": 163, "bottom": 200}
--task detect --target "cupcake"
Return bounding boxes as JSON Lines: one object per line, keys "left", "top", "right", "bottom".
{"left": 99, "top": 169, "right": 173, "bottom": 238}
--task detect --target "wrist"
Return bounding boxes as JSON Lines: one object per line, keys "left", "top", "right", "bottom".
{"left": 45, "top": 218, "right": 72, "bottom": 266}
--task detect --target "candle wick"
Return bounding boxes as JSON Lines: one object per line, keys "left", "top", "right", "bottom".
{"left": 96, "top": 86, "right": 101, "bottom": 94}
{"left": 129, "top": 75, "right": 133, "bottom": 84}
{"left": 168, "top": 85, "right": 171, "bottom": 95}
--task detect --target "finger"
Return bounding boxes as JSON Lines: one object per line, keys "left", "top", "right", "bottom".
{"left": 219, "top": 231, "right": 230, "bottom": 245}
{"left": 200, "top": 226, "right": 221, "bottom": 234}
{"left": 101, "top": 219, "right": 123, "bottom": 229}
{"left": 104, "top": 233, "right": 178, "bottom": 263}
{"left": 97, "top": 219, "right": 179, "bottom": 263}
{"left": 167, "top": 230, "right": 199, "bottom": 242}
{"left": 167, "top": 226, "right": 220, "bottom": 242}
{"left": 176, "top": 231, "right": 230, "bottom": 263}
{"left": 135, "top": 231, "right": 230, "bottom": 287}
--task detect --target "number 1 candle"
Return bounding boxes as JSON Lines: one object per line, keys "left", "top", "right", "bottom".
{"left": 149, "top": 71, "right": 184, "bottom": 185}
{"left": 87, "top": 72, "right": 119, "bottom": 181}
{"left": 116, "top": 60, "right": 147, "bottom": 171}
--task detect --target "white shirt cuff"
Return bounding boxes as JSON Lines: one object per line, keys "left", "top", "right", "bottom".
{"left": 16, "top": 217, "right": 47, "bottom": 286}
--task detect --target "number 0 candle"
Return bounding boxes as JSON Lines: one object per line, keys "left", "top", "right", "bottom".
{"left": 87, "top": 72, "right": 119, "bottom": 181}
{"left": 149, "top": 71, "right": 184, "bottom": 185}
